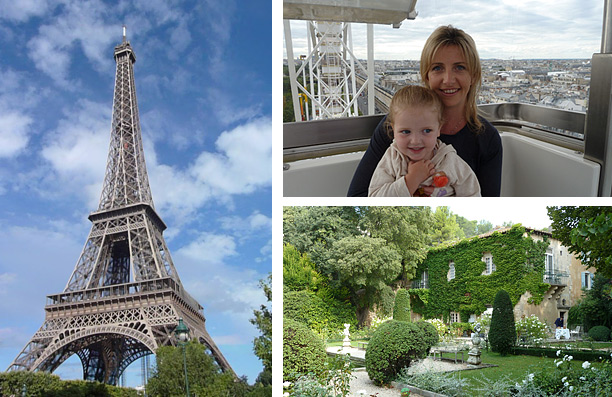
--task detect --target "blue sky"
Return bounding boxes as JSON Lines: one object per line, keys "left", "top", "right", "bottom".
{"left": 286, "top": 0, "right": 604, "bottom": 60}
{"left": 0, "top": 0, "right": 271, "bottom": 387}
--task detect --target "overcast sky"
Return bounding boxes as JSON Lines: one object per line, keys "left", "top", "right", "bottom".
{"left": 285, "top": 0, "right": 605, "bottom": 60}
{"left": 447, "top": 200, "right": 553, "bottom": 231}
{"left": 0, "top": 0, "right": 270, "bottom": 386}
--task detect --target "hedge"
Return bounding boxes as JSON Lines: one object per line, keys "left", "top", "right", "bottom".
{"left": 511, "top": 347, "right": 612, "bottom": 362}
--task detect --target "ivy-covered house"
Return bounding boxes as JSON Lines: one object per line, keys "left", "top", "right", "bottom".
{"left": 408, "top": 225, "right": 596, "bottom": 329}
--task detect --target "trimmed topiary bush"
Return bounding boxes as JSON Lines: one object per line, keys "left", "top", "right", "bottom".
{"left": 393, "top": 288, "right": 412, "bottom": 322}
{"left": 365, "top": 320, "right": 435, "bottom": 385}
{"left": 489, "top": 289, "right": 516, "bottom": 356}
{"left": 588, "top": 325, "right": 611, "bottom": 341}
{"left": 283, "top": 317, "right": 327, "bottom": 382}
{"left": 415, "top": 320, "right": 439, "bottom": 353}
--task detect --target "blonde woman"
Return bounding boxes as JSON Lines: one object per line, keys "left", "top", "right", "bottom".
{"left": 349, "top": 25, "right": 502, "bottom": 197}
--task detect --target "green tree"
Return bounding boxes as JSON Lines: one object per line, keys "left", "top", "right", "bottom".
{"left": 430, "top": 207, "right": 465, "bottom": 244}
{"left": 326, "top": 236, "right": 402, "bottom": 325}
{"left": 489, "top": 289, "right": 516, "bottom": 356}
{"left": 476, "top": 219, "right": 494, "bottom": 235}
{"left": 456, "top": 215, "right": 478, "bottom": 237}
{"left": 283, "top": 207, "right": 360, "bottom": 266}
{"left": 393, "top": 288, "right": 412, "bottom": 322}
{"left": 548, "top": 206, "right": 612, "bottom": 277}
{"left": 570, "top": 274, "right": 612, "bottom": 331}
{"left": 147, "top": 342, "right": 246, "bottom": 397}
{"left": 360, "top": 206, "right": 433, "bottom": 284}
{"left": 283, "top": 243, "right": 323, "bottom": 292}
{"left": 250, "top": 274, "right": 272, "bottom": 389}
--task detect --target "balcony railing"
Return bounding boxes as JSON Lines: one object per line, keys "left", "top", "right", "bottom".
{"left": 544, "top": 271, "right": 569, "bottom": 285}
{"left": 411, "top": 280, "right": 429, "bottom": 289}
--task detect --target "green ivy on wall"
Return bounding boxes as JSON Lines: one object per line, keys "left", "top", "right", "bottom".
{"left": 412, "top": 225, "right": 551, "bottom": 322}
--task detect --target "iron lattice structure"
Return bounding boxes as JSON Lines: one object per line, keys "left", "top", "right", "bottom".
{"left": 8, "top": 34, "right": 234, "bottom": 384}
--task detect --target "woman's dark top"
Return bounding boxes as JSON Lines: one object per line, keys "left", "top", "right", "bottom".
{"left": 347, "top": 115, "right": 503, "bottom": 197}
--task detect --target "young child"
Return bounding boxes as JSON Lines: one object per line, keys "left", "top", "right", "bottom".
{"left": 368, "top": 85, "right": 481, "bottom": 197}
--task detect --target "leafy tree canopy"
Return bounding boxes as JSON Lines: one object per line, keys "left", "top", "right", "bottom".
{"left": 250, "top": 274, "right": 272, "bottom": 387}
{"left": 548, "top": 206, "right": 612, "bottom": 277}
{"left": 283, "top": 207, "right": 360, "bottom": 265}
{"left": 359, "top": 206, "right": 433, "bottom": 281}
{"left": 327, "top": 235, "right": 402, "bottom": 324}
{"left": 283, "top": 243, "right": 324, "bottom": 292}
{"left": 147, "top": 342, "right": 248, "bottom": 397}
{"left": 430, "top": 206, "right": 465, "bottom": 244}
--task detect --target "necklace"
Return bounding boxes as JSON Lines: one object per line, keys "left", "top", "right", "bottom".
{"left": 445, "top": 117, "right": 465, "bottom": 135}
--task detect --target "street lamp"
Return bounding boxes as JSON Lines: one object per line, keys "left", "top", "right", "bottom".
{"left": 174, "top": 318, "right": 190, "bottom": 397}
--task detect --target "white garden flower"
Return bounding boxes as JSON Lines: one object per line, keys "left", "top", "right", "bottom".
{"left": 582, "top": 361, "right": 591, "bottom": 369}
{"left": 580, "top": 376, "right": 586, "bottom": 381}
{"left": 562, "top": 376, "right": 567, "bottom": 382}
{"left": 564, "top": 382, "right": 569, "bottom": 387}
{"left": 528, "top": 373, "right": 534, "bottom": 381}
{"left": 570, "top": 386, "right": 574, "bottom": 391}
{"left": 556, "top": 360, "right": 563, "bottom": 367}
{"left": 556, "top": 350, "right": 561, "bottom": 356}
{"left": 283, "top": 381, "right": 292, "bottom": 387}
{"left": 568, "top": 355, "right": 573, "bottom": 361}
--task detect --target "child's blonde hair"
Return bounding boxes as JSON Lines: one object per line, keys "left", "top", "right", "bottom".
{"left": 385, "top": 85, "right": 444, "bottom": 139}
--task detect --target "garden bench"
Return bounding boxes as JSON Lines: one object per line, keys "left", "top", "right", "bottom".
{"left": 430, "top": 343, "right": 468, "bottom": 363}
{"left": 357, "top": 341, "right": 368, "bottom": 350}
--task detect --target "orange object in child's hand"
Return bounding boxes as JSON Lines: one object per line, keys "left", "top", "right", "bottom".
{"left": 432, "top": 171, "right": 448, "bottom": 187}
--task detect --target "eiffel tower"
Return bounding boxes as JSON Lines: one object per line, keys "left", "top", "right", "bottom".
{"left": 7, "top": 28, "right": 234, "bottom": 385}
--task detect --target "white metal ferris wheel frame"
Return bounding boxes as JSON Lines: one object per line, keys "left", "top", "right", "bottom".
{"left": 283, "top": 0, "right": 418, "bottom": 121}
{"left": 285, "top": 20, "right": 374, "bottom": 121}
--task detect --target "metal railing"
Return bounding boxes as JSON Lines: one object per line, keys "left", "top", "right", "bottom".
{"left": 544, "top": 271, "right": 570, "bottom": 285}
{"left": 411, "top": 280, "right": 429, "bottom": 289}
{"left": 47, "top": 277, "right": 202, "bottom": 313}
{"left": 284, "top": 103, "right": 586, "bottom": 162}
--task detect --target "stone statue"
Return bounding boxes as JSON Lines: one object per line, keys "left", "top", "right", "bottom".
{"left": 467, "top": 323, "right": 482, "bottom": 365}
{"left": 342, "top": 323, "right": 351, "bottom": 353}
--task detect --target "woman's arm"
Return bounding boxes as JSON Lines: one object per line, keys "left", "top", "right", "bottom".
{"left": 347, "top": 116, "right": 392, "bottom": 196}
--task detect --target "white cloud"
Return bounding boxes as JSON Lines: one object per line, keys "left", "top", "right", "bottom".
{"left": 192, "top": 117, "right": 271, "bottom": 195}
{"left": 219, "top": 211, "right": 272, "bottom": 234}
{"left": 198, "top": 0, "right": 236, "bottom": 77}
{"left": 26, "top": 1, "right": 117, "bottom": 87}
{"left": 177, "top": 232, "right": 237, "bottom": 265}
{"left": 286, "top": 1, "right": 603, "bottom": 59}
{"left": 206, "top": 87, "right": 263, "bottom": 126}
{"left": 0, "top": 0, "right": 53, "bottom": 22}
{"left": 0, "top": 111, "right": 33, "bottom": 158}
{"left": 150, "top": 117, "right": 271, "bottom": 220}
{"left": 40, "top": 100, "right": 109, "bottom": 207}
{"left": 0, "top": 273, "right": 16, "bottom": 289}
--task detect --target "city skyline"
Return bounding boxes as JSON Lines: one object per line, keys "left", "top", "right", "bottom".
{"left": 285, "top": 0, "right": 605, "bottom": 60}
{"left": 0, "top": 0, "right": 271, "bottom": 386}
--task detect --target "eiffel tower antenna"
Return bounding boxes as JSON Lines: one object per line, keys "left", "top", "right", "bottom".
{"left": 7, "top": 28, "right": 235, "bottom": 385}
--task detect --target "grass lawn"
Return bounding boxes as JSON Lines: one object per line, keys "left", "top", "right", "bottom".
{"left": 438, "top": 350, "right": 595, "bottom": 395}
{"left": 327, "top": 340, "right": 609, "bottom": 394}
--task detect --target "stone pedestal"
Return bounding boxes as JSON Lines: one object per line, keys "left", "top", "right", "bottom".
{"left": 467, "top": 325, "right": 482, "bottom": 365}
{"left": 467, "top": 351, "right": 482, "bottom": 365}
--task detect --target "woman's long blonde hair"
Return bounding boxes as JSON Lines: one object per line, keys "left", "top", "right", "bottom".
{"left": 420, "top": 25, "right": 483, "bottom": 133}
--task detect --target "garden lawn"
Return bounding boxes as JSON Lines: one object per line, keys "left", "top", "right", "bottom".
{"left": 451, "top": 350, "right": 594, "bottom": 395}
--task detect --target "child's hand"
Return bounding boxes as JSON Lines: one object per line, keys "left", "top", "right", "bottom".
{"left": 404, "top": 160, "right": 435, "bottom": 195}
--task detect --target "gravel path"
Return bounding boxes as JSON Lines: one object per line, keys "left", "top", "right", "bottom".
{"left": 348, "top": 357, "right": 468, "bottom": 397}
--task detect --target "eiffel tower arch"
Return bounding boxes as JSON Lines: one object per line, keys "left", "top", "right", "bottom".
{"left": 7, "top": 29, "right": 235, "bottom": 385}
